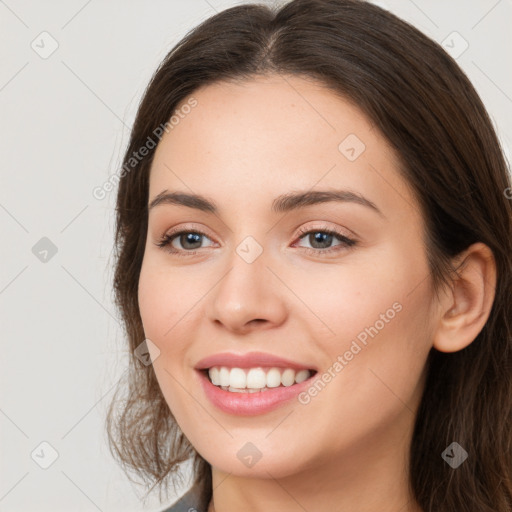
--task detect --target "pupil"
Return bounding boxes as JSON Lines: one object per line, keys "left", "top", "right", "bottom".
{"left": 182, "top": 233, "right": 202, "bottom": 249}
{"left": 311, "top": 232, "right": 332, "bottom": 249}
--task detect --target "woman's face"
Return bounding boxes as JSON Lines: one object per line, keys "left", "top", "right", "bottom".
{"left": 138, "top": 74, "right": 437, "bottom": 478}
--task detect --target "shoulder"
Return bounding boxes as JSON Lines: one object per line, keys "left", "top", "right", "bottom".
{"left": 159, "top": 482, "right": 207, "bottom": 512}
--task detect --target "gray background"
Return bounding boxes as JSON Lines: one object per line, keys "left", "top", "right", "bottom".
{"left": 1, "top": 0, "right": 511, "bottom": 510}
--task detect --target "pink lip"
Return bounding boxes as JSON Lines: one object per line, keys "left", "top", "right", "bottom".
{"left": 196, "top": 369, "right": 317, "bottom": 416}
{"left": 194, "top": 351, "right": 316, "bottom": 371}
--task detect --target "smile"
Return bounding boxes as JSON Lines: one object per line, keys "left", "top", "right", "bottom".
{"left": 207, "top": 366, "right": 314, "bottom": 391}
{"left": 197, "top": 367, "right": 318, "bottom": 415}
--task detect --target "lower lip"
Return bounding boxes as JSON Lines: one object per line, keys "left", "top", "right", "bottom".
{"left": 197, "top": 369, "right": 316, "bottom": 416}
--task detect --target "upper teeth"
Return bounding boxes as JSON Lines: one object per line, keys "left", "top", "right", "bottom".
{"left": 208, "top": 366, "right": 312, "bottom": 389}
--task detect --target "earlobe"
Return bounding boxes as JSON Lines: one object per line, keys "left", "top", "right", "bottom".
{"left": 432, "top": 242, "right": 497, "bottom": 353}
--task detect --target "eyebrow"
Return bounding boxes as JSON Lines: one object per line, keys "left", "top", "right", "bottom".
{"left": 148, "top": 189, "right": 384, "bottom": 217}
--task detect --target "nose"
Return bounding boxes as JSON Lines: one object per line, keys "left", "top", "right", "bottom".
{"left": 205, "top": 245, "right": 288, "bottom": 334}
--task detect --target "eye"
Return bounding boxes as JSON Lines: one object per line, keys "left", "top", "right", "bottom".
{"left": 154, "top": 225, "right": 357, "bottom": 258}
{"left": 154, "top": 229, "right": 214, "bottom": 256}
{"left": 294, "top": 225, "right": 356, "bottom": 256}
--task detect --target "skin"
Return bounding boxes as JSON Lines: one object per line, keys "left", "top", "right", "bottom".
{"left": 137, "top": 74, "right": 496, "bottom": 512}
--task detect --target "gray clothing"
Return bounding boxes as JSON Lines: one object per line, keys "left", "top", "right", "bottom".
{"left": 160, "top": 482, "right": 208, "bottom": 512}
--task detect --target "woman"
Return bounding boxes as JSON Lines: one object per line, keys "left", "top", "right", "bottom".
{"left": 106, "top": 1, "right": 512, "bottom": 511}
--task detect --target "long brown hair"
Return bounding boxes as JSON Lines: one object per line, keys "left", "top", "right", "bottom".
{"left": 105, "top": 0, "right": 512, "bottom": 509}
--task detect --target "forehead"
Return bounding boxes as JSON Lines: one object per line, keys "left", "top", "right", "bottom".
{"left": 148, "top": 74, "right": 417, "bottom": 220}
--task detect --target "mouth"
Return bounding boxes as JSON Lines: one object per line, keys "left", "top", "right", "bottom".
{"left": 200, "top": 366, "right": 318, "bottom": 393}
{"left": 196, "top": 365, "right": 318, "bottom": 415}
{"left": 194, "top": 351, "right": 319, "bottom": 414}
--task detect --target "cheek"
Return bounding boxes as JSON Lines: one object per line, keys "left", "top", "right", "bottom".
{"left": 288, "top": 280, "right": 431, "bottom": 461}
{"left": 138, "top": 261, "right": 195, "bottom": 414}
{"left": 138, "top": 258, "right": 192, "bottom": 340}
{"left": 294, "top": 243, "right": 433, "bottom": 401}
{"left": 287, "top": 250, "right": 412, "bottom": 342}
{"left": 138, "top": 266, "right": 166, "bottom": 338}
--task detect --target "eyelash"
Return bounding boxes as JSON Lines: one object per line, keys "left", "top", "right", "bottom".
{"left": 154, "top": 225, "right": 357, "bottom": 258}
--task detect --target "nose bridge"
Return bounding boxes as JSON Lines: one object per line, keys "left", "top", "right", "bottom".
{"left": 217, "top": 234, "right": 270, "bottom": 308}
{"left": 206, "top": 232, "right": 287, "bottom": 331}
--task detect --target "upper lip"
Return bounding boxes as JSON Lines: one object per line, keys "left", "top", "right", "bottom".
{"left": 194, "top": 351, "right": 317, "bottom": 371}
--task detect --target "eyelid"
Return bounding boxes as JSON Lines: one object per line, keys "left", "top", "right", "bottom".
{"left": 294, "top": 218, "right": 355, "bottom": 239}
{"left": 161, "top": 223, "right": 216, "bottom": 240}
{"left": 294, "top": 221, "right": 355, "bottom": 239}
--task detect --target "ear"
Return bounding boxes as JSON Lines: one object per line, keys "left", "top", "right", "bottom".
{"left": 432, "top": 242, "right": 497, "bottom": 353}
